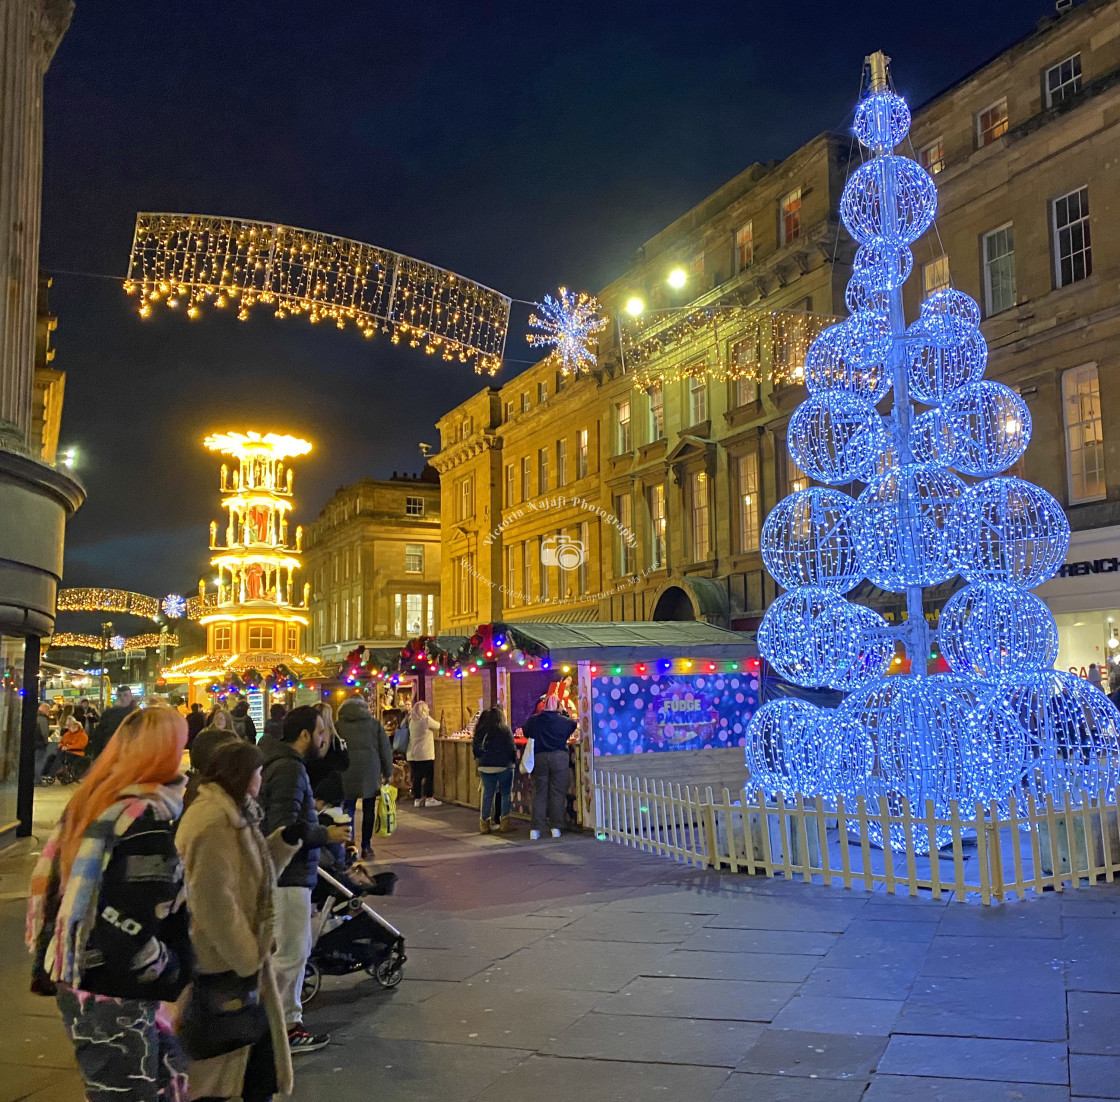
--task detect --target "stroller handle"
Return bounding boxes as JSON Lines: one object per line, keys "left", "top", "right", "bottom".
{"left": 315, "top": 867, "right": 404, "bottom": 941}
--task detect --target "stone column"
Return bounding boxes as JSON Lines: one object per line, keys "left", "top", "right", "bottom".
{"left": 0, "top": 0, "right": 71, "bottom": 450}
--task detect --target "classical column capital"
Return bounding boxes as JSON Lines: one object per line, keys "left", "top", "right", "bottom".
{"left": 35, "top": 0, "right": 74, "bottom": 70}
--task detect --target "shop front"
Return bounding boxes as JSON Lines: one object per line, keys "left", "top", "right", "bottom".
{"left": 1034, "top": 524, "right": 1120, "bottom": 693}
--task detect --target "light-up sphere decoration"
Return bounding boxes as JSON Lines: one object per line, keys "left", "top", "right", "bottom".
{"left": 955, "top": 477, "right": 1070, "bottom": 588}
{"left": 853, "top": 238, "right": 913, "bottom": 290}
{"left": 844, "top": 274, "right": 890, "bottom": 317}
{"left": 941, "top": 380, "right": 1031, "bottom": 477}
{"left": 757, "top": 587, "right": 893, "bottom": 690}
{"left": 854, "top": 90, "right": 912, "bottom": 149}
{"left": 938, "top": 581, "right": 1058, "bottom": 678}
{"left": 907, "top": 327, "right": 987, "bottom": 403}
{"left": 162, "top": 593, "right": 187, "bottom": 620}
{"left": 743, "top": 700, "right": 838, "bottom": 797}
{"left": 840, "top": 156, "right": 937, "bottom": 246}
{"left": 760, "top": 487, "right": 863, "bottom": 593}
{"left": 854, "top": 464, "right": 966, "bottom": 592}
{"left": 919, "top": 288, "right": 981, "bottom": 346}
{"left": 109, "top": 635, "right": 126, "bottom": 651}
{"left": 786, "top": 392, "right": 891, "bottom": 485}
{"left": 909, "top": 408, "right": 959, "bottom": 466}
{"left": 804, "top": 318, "right": 891, "bottom": 403}
{"left": 980, "top": 670, "right": 1120, "bottom": 800}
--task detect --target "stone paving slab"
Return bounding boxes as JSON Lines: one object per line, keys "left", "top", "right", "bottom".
{"left": 681, "top": 925, "right": 837, "bottom": 955}
{"left": 798, "top": 963, "right": 921, "bottom": 1001}
{"left": 920, "top": 934, "right": 1068, "bottom": 979}
{"left": 769, "top": 994, "right": 904, "bottom": 1035}
{"left": 595, "top": 975, "right": 800, "bottom": 1022}
{"left": 899, "top": 974, "right": 1069, "bottom": 1041}
{"left": 1070, "top": 1053, "right": 1120, "bottom": 1098}
{"left": 878, "top": 1035, "right": 1069, "bottom": 1084}
{"left": 481, "top": 937, "right": 672, "bottom": 992}
{"left": 736, "top": 1028, "right": 887, "bottom": 1079}
{"left": 709, "top": 1072, "right": 870, "bottom": 1100}
{"left": 1069, "top": 991, "right": 1120, "bottom": 1055}
{"left": 644, "top": 948, "right": 819, "bottom": 983}
{"left": 862, "top": 1076, "right": 1071, "bottom": 1101}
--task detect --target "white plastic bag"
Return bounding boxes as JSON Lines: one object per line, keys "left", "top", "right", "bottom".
{"left": 520, "top": 738, "right": 535, "bottom": 775}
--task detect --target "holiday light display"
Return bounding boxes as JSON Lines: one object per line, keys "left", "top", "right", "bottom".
{"left": 161, "top": 593, "right": 187, "bottom": 619}
{"left": 743, "top": 52, "right": 1120, "bottom": 853}
{"left": 49, "top": 632, "right": 180, "bottom": 651}
{"left": 125, "top": 214, "right": 512, "bottom": 374}
{"left": 57, "top": 588, "right": 159, "bottom": 618}
{"left": 527, "top": 288, "right": 609, "bottom": 376}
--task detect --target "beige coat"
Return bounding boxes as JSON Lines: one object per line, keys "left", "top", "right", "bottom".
{"left": 176, "top": 783, "right": 299, "bottom": 1099}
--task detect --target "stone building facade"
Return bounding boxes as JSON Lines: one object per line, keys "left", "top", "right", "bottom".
{"left": 304, "top": 470, "right": 441, "bottom": 660}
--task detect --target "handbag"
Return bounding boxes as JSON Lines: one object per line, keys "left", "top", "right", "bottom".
{"left": 520, "top": 738, "right": 535, "bottom": 775}
{"left": 178, "top": 970, "right": 268, "bottom": 1060}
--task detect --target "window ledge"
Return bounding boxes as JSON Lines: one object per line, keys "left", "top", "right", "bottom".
{"left": 638, "top": 439, "right": 668, "bottom": 462}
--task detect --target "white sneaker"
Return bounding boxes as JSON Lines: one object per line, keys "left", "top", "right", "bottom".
{"left": 551, "top": 828, "right": 562, "bottom": 838}
{"left": 425, "top": 797, "right": 442, "bottom": 807}
{"left": 414, "top": 798, "right": 423, "bottom": 808}
{"left": 529, "top": 829, "right": 541, "bottom": 840}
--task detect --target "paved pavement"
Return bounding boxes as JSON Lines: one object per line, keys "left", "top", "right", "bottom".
{"left": 3, "top": 789, "right": 1120, "bottom": 1100}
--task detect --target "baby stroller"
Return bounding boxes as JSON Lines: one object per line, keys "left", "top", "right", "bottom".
{"left": 301, "top": 867, "right": 406, "bottom": 1004}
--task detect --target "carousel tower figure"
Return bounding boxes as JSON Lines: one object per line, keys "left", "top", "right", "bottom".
{"left": 744, "top": 52, "right": 1120, "bottom": 852}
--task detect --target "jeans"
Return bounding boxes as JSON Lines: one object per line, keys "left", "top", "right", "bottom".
{"left": 479, "top": 767, "right": 514, "bottom": 820}
{"left": 343, "top": 796, "right": 377, "bottom": 849}
{"left": 411, "top": 759, "right": 435, "bottom": 800}
{"left": 531, "top": 749, "right": 569, "bottom": 832}
{"left": 273, "top": 886, "right": 313, "bottom": 1026}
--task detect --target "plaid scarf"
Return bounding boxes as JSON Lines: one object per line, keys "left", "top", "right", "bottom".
{"left": 26, "top": 780, "right": 185, "bottom": 986}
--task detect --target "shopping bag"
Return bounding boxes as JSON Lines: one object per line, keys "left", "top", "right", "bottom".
{"left": 375, "top": 783, "right": 398, "bottom": 837}
{"left": 519, "top": 739, "right": 535, "bottom": 775}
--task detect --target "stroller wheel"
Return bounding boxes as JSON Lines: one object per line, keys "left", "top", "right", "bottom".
{"left": 369, "top": 957, "right": 404, "bottom": 988}
{"left": 301, "top": 961, "right": 322, "bottom": 1005}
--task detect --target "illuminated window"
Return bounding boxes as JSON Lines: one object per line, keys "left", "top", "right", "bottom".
{"left": 213, "top": 625, "right": 232, "bottom": 652}
{"left": 735, "top": 221, "right": 754, "bottom": 270}
{"left": 1063, "top": 364, "right": 1105, "bottom": 503}
{"left": 922, "top": 256, "right": 951, "bottom": 298}
{"left": 689, "top": 375, "right": 708, "bottom": 425}
{"left": 648, "top": 385, "right": 664, "bottom": 440}
{"left": 647, "top": 483, "right": 667, "bottom": 570}
{"left": 976, "top": 98, "right": 1008, "bottom": 147}
{"left": 780, "top": 188, "right": 802, "bottom": 245}
{"left": 983, "top": 224, "right": 1016, "bottom": 315}
{"left": 576, "top": 429, "right": 589, "bottom": 479}
{"left": 786, "top": 443, "right": 809, "bottom": 494}
{"left": 690, "top": 252, "right": 704, "bottom": 276}
{"left": 247, "top": 625, "right": 275, "bottom": 651}
{"left": 918, "top": 137, "right": 945, "bottom": 175}
{"left": 689, "top": 471, "right": 711, "bottom": 562}
{"left": 405, "top": 544, "right": 423, "bottom": 573}
{"left": 614, "top": 492, "right": 633, "bottom": 575}
{"left": 556, "top": 438, "right": 568, "bottom": 486}
{"left": 405, "top": 495, "right": 424, "bottom": 517}
{"left": 615, "top": 397, "right": 632, "bottom": 454}
{"left": 537, "top": 447, "right": 549, "bottom": 494}
{"left": 1053, "top": 186, "right": 1091, "bottom": 287}
{"left": 405, "top": 594, "right": 423, "bottom": 636}
{"left": 735, "top": 451, "right": 761, "bottom": 552}
{"left": 457, "top": 476, "right": 475, "bottom": 521}
{"left": 1045, "top": 53, "right": 1082, "bottom": 107}
{"left": 287, "top": 625, "right": 299, "bottom": 651}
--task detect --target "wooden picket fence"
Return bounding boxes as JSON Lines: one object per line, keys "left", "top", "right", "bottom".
{"left": 592, "top": 770, "right": 1120, "bottom": 904}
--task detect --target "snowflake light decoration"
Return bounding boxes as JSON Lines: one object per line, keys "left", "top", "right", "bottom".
{"left": 109, "top": 635, "right": 126, "bottom": 651}
{"left": 162, "top": 593, "right": 187, "bottom": 619}
{"left": 527, "top": 287, "right": 608, "bottom": 376}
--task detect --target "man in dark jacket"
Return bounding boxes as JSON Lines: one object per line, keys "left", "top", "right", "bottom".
{"left": 521, "top": 696, "right": 577, "bottom": 840}
{"left": 264, "top": 702, "right": 286, "bottom": 740}
{"left": 260, "top": 705, "right": 349, "bottom": 1053}
{"left": 229, "top": 696, "right": 258, "bottom": 742}
{"left": 336, "top": 696, "right": 392, "bottom": 859}
{"left": 184, "top": 703, "right": 206, "bottom": 746}
{"left": 89, "top": 686, "right": 137, "bottom": 759}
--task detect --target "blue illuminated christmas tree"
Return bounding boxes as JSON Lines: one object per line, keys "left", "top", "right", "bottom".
{"left": 744, "top": 53, "right": 1120, "bottom": 852}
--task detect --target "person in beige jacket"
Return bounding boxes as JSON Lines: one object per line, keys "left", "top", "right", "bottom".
{"left": 176, "top": 740, "right": 301, "bottom": 1101}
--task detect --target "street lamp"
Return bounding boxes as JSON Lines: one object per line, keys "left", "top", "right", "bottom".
{"left": 624, "top": 296, "right": 644, "bottom": 317}
{"left": 667, "top": 268, "right": 687, "bottom": 289}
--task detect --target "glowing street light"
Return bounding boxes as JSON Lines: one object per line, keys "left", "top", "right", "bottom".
{"left": 667, "top": 268, "right": 687, "bottom": 289}
{"left": 624, "top": 296, "right": 645, "bottom": 317}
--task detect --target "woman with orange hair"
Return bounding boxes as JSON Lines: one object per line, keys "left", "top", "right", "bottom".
{"left": 27, "top": 705, "right": 193, "bottom": 1102}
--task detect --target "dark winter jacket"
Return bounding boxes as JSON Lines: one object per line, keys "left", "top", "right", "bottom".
{"left": 473, "top": 714, "right": 517, "bottom": 769}
{"left": 35, "top": 714, "right": 49, "bottom": 751}
{"left": 72, "top": 808, "right": 193, "bottom": 1001}
{"left": 259, "top": 734, "right": 330, "bottom": 889}
{"left": 230, "top": 703, "right": 258, "bottom": 743}
{"left": 89, "top": 704, "right": 136, "bottom": 758}
{"left": 522, "top": 710, "right": 577, "bottom": 753}
{"left": 305, "top": 730, "right": 351, "bottom": 792}
{"left": 337, "top": 697, "right": 392, "bottom": 798}
{"left": 263, "top": 718, "right": 283, "bottom": 740}
{"left": 185, "top": 709, "right": 207, "bottom": 745}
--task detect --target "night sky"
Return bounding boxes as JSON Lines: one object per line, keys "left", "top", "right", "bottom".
{"left": 44, "top": 0, "right": 1045, "bottom": 600}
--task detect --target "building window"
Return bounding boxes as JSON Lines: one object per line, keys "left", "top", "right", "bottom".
{"left": 537, "top": 447, "right": 549, "bottom": 494}
{"left": 688, "top": 471, "right": 711, "bottom": 562}
{"left": 982, "top": 224, "right": 1016, "bottom": 316}
{"left": 556, "top": 438, "right": 568, "bottom": 486}
{"left": 457, "top": 476, "right": 475, "bottom": 521}
{"left": 780, "top": 188, "right": 802, "bottom": 245}
{"left": 405, "top": 594, "right": 423, "bottom": 636}
{"left": 213, "top": 625, "right": 231, "bottom": 652}
{"left": 405, "top": 544, "right": 424, "bottom": 573}
{"left": 1045, "top": 53, "right": 1082, "bottom": 107}
{"left": 922, "top": 256, "right": 951, "bottom": 298}
{"left": 918, "top": 137, "right": 945, "bottom": 175}
{"left": 521, "top": 391, "right": 531, "bottom": 413}
{"left": 735, "top": 221, "right": 754, "bottom": 271}
{"left": 555, "top": 370, "right": 565, "bottom": 392}
{"left": 576, "top": 428, "right": 589, "bottom": 479}
{"left": 735, "top": 451, "right": 761, "bottom": 553}
{"left": 647, "top": 385, "right": 664, "bottom": 441}
{"left": 247, "top": 625, "right": 275, "bottom": 651}
{"left": 688, "top": 376, "right": 708, "bottom": 425}
{"left": 1063, "top": 364, "right": 1105, "bottom": 503}
{"left": 458, "top": 417, "right": 473, "bottom": 442}
{"left": 538, "top": 537, "right": 550, "bottom": 599}
{"left": 577, "top": 522, "right": 589, "bottom": 595}
{"left": 392, "top": 594, "right": 401, "bottom": 635}
{"left": 615, "top": 397, "right": 632, "bottom": 454}
{"left": 521, "top": 456, "right": 531, "bottom": 500}
{"left": 504, "top": 462, "right": 515, "bottom": 507}
{"left": 976, "top": 98, "right": 1008, "bottom": 147}
{"left": 614, "top": 493, "right": 633, "bottom": 575}
{"left": 427, "top": 594, "right": 435, "bottom": 634}
{"left": 287, "top": 624, "right": 299, "bottom": 652}
{"left": 538, "top": 381, "right": 548, "bottom": 403}
{"left": 647, "top": 483, "right": 667, "bottom": 570}
{"left": 453, "top": 555, "right": 475, "bottom": 615}
{"left": 506, "top": 548, "right": 516, "bottom": 602}
{"left": 1053, "top": 186, "right": 1091, "bottom": 287}
{"left": 521, "top": 540, "right": 531, "bottom": 600}
{"left": 786, "top": 445, "right": 809, "bottom": 495}
{"left": 405, "top": 496, "right": 424, "bottom": 517}
{"left": 503, "top": 399, "right": 514, "bottom": 423}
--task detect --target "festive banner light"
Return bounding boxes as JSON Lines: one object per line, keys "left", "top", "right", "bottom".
{"left": 57, "top": 588, "right": 159, "bottom": 619}
{"left": 527, "top": 288, "right": 608, "bottom": 376}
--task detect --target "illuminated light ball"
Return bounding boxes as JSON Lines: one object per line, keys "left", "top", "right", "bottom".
{"left": 840, "top": 155, "right": 937, "bottom": 246}
{"left": 743, "top": 699, "right": 838, "bottom": 797}
{"left": 955, "top": 477, "right": 1070, "bottom": 588}
{"left": 980, "top": 670, "right": 1120, "bottom": 799}
{"left": 852, "top": 237, "right": 913, "bottom": 291}
{"left": 941, "top": 380, "right": 1031, "bottom": 477}
{"left": 906, "top": 326, "right": 987, "bottom": 403}
{"left": 918, "top": 287, "right": 981, "bottom": 346}
{"left": 844, "top": 274, "right": 890, "bottom": 317}
{"left": 756, "top": 587, "right": 892, "bottom": 690}
{"left": 162, "top": 593, "right": 187, "bottom": 619}
{"left": 760, "top": 487, "right": 863, "bottom": 593}
{"left": 853, "top": 90, "right": 911, "bottom": 149}
{"left": 853, "top": 464, "right": 966, "bottom": 592}
{"left": 938, "top": 581, "right": 1058, "bottom": 677}
{"left": 786, "top": 392, "right": 891, "bottom": 485}
{"left": 110, "top": 635, "right": 126, "bottom": 651}
{"left": 909, "top": 408, "right": 959, "bottom": 466}
{"left": 804, "top": 318, "right": 891, "bottom": 403}
{"left": 836, "top": 675, "right": 990, "bottom": 852}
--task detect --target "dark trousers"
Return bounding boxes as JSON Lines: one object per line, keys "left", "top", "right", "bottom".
{"left": 411, "top": 759, "right": 435, "bottom": 800}
{"left": 344, "top": 796, "right": 377, "bottom": 849}
{"left": 531, "top": 749, "right": 569, "bottom": 832}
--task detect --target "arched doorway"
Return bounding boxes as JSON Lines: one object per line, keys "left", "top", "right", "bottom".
{"left": 652, "top": 585, "right": 696, "bottom": 621}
